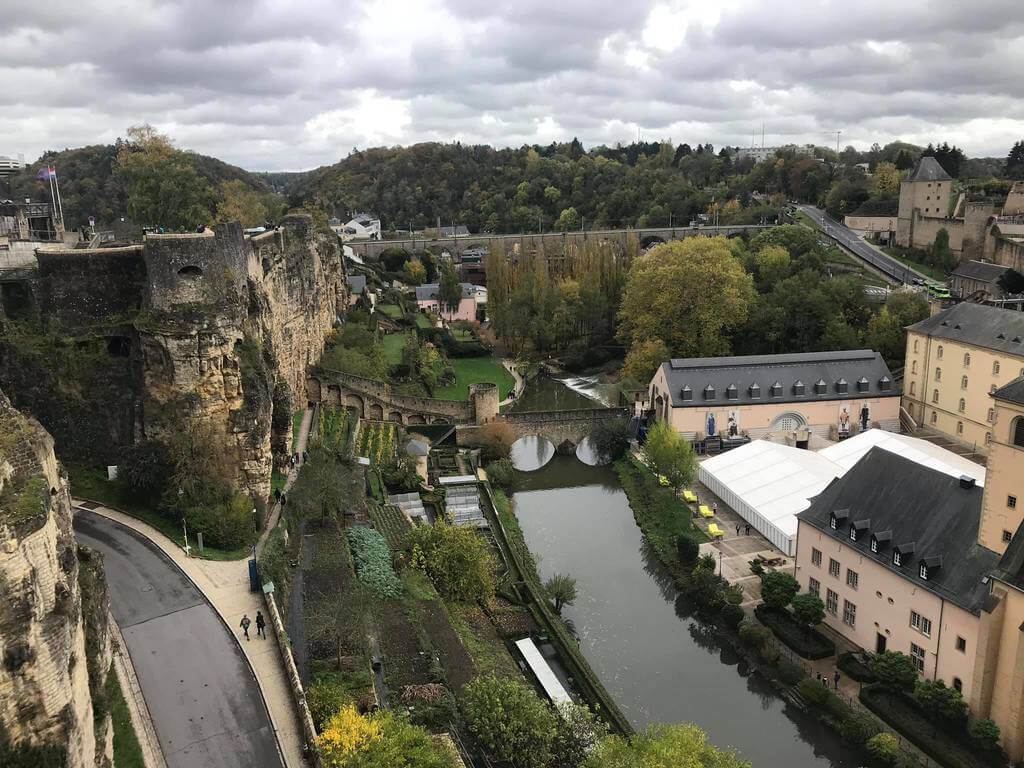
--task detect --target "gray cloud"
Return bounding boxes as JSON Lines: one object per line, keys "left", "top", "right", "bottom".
{"left": 1, "top": 0, "right": 1023, "bottom": 171}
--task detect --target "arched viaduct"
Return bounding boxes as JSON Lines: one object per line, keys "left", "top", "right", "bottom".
{"left": 499, "top": 407, "right": 632, "bottom": 449}
{"left": 349, "top": 224, "right": 774, "bottom": 261}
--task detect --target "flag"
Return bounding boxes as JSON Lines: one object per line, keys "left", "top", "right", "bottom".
{"left": 36, "top": 166, "right": 56, "bottom": 181}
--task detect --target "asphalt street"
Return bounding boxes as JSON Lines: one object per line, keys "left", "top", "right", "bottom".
{"left": 797, "top": 204, "right": 927, "bottom": 285}
{"left": 73, "top": 510, "right": 284, "bottom": 768}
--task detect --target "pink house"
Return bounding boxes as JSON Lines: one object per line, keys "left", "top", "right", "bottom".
{"left": 415, "top": 282, "right": 479, "bottom": 322}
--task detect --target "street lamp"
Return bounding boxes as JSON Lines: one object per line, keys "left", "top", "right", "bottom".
{"left": 179, "top": 488, "right": 191, "bottom": 557}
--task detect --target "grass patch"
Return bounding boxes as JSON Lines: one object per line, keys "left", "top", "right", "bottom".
{"left": 271, "top": 468, "right": 287, "bottom": 495}
{"left": 447, "top": 602, "right": 518, "bottom": 679}
{"left": 377, "top": 303, "right": 404, "bottom": 319}
{"left": 107, "top": 670, "right": 145, "bottom": 768}
{"left": 380, "top": 333, "right": 407, "bottom": 366}
{"left": 613, "top": 456, "right": 708, "bottom": 572}
{"left": 415, "top": 313, "right": 434, "bottom": 329}
{"left": 754, "top": 605, "right": 835, "bottom": 660}
{"left": 67, "top": 463, "right": 252, "bottom": 561}
{"left": 432, "top": 355, "right": 515, "bottom": 401}
{"left": 881, "top": 246, "right": 948, "bottom": 281}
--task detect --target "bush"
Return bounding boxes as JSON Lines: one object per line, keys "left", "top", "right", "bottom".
{"left": 683, "top": 566, "right": 725, "bottom": 612}
{"left": 774, "top": 658, "right": 805, "bottom": 686}
{"left": 346, "top": 526, "right": 403, "bottom": 599}
{"left": 870, "top": 651, "right": 918, "bottom": 693}
{"left": 840, "top": 711, "right": 882, "bottom": 746}
{"left": 761, "top": 571, "right": 799, "bottom": 610}
{"left": 796, "top": 678, "right": 831, "bottom": 707}
{"left": 307, "top": 680, "right": 355, "bottom": 729}
{"left": 407, "top": 520, "right": 496, "bottom": 602}
{"left": 676, "top": 535, "right": 700, "bottom": 565}
{"left": 476, "top": 421, "right": 516, "bottom": 462}
{"left": 969, "top": 719, "right": 1001, "bottom": 751}
{"left": 913, "top": 678, "right": 967, "bottom": 723}
{"left": 720, "top": 603, "right": 744, "bottom": 629}
{"left": 588, "top": 419, "right": 632, "bottom": 463}
{"left": 380, "top": 454, "right": 420, "bottom": 493}
{"left": 754, "top": 606, "right": 835, "bottom": 659}
{"left": 866, "top": 732, "right": 900, "bottom": 764}
{"left": 485, "top": 458, "right": 517, "bottom": 492}
{"left": 460, "top": 675, "right": 558, "bottom": 768}
{"left": 184, "top": 493, "right": 254, "bottom": 550}
{"left": 738, "top": 619, "right": 771, "bottom": 649}
{"left": 837, "top": 651, "right": 876, "bottom": 683}
{"left": 121, "top": 440, "right": 171, "bottom": 499}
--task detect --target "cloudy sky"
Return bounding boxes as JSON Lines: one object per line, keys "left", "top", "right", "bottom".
{"left": 3, "top": 0, "right": 1024, "bottom": 171}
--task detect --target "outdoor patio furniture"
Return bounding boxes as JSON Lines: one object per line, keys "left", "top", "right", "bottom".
{"left": 699, "top": 504, "right": 714, "bottom": 518}
{"left": 658, "top": 474, "right": 670, "bottom": 486}
{"left": 682, "top": 489, "right": 698, "bottom": 503}
{"left": 708, "top": 523, "right": 724, "bottom": 538}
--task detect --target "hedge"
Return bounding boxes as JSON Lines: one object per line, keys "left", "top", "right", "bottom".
{"left": 754, "top": 605, "right": 835, "bottom": 660}
{"left": 859, "top": 686, "right": 1004, "bottom": 768}
{"left": 837, "top": 651, "right": 876, "bottom": 683}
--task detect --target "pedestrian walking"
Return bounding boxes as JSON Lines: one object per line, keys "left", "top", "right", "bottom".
{"left": 255, "top": 610, "right": 266, "bottom": 639}
{"left": 274, "top": 488, "right": 281, "bottom": 502}
{"left": 834, "top": 670, "right": 841, "bottom": 689}
{"left": 281, "top": 494, "right": 286, "bottom": 507}
{"left": 240, "top": 614, "right": 251, "bottom": 641}
{"left": 289, "top": 455, "right": 295, "bottom": 468}
{"left": 712, "top": 502, "right": 718, "bottom": 515}
{"left": 745, "top": 523, "right": 751, "bottom": 536}
{"left": 735, "top": 524, "right": 741, "bottom": 536}
{"left": 302, "top": 451, "right": 308, "bottom": 462}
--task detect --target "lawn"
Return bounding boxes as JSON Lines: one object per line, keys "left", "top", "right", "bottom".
{"left": 881, "top": 246, "right": 948, "bottom": 282}
{"left": 377, "top": 303, "right": 404, "bottom": 319}
{"left": 107, "top": 671, "right": 145, "bottom": 768}
{"left": 380, "top": 332, "right": 407, "bottom": 366}
{"left": 414, "top": 313, "right": 435, "bottom": 329}
{"left": 67, "top": 463, "right": 254, "bottom": 561}
{"left": 432, "top": 355, "right": 515, "bottom": 401}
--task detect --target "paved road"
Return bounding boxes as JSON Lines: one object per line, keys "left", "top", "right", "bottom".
{"left": 797, "top": 204, "right": 927, "bottom": 285}
{"left": 73, "top": 510, "right": 284, "bottom": 768}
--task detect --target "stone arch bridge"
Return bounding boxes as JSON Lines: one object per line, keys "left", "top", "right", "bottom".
{"left": 499, "top": 407, "right": 632, "bottom": 450}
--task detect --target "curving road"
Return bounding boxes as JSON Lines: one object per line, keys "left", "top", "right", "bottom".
{"left": 73, "top": 510, "right": 284, "bottom": 768}
{"left": 797, "top": 204, "right": 928, "bottom": 285}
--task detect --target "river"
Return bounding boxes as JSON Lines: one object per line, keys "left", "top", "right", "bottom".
{"left": 508, "top": 373, "right": 615, "bottom": 411}
{"left": 511, "top": 452, "right": 857, "bottom": 767}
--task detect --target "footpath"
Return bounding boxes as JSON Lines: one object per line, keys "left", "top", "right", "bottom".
{"left": 78, "top": 408, "right": 315, "bottom": 768}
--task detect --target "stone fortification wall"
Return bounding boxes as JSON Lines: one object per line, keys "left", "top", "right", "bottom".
{"left": 0, "top": 390, "right": 113, "bottom": 767}
{"left": 35, "top": 246, "right": 146, "bottom": 326}
{"left": 143, "top": 225, "right": 249, "bottom": 310}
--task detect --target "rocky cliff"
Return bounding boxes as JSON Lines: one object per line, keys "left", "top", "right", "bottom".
{"left": 0, "top": 390, "right": 113, "bottom": 767}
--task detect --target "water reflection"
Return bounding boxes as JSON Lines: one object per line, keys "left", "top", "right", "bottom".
{"left": 509, "top": 436, "right": 555, "bottom": 471}
{"left": 512, "top": 453, "right": 858, "bottom": 768}
{"left": 575, "top": 436, "right": 607, "bottom": 466}
{"left": 508, "top": 374, "right": 602, "bottom": 412}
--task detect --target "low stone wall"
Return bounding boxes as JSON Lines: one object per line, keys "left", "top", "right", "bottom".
{"left": 309, "top": 370, "right": 475, "bottom": 422}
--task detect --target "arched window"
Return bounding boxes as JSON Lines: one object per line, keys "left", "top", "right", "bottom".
{"left": 988, "top": 408, "right": 995, "bottom": 423}
{"left": 964, "top": 352, "right": 971, "bottom": 367}
{"left": 932, "top": 389, "right": 939, "bottom": 403}
{"left": 910, "top": 382, "right": 916, "bottom": 396}
{"left": 913, "top": 339, "right": 919, "bottom": 353}
{"left": 938, "top": 345, "right": 944, "bottom": 359}
{"left": 935, "top": 367, "right": 942, "bottom": 382}
{"left": 994, "top": 361, "right": 1001, "bottom": 375}
{"left": 959, "top": 398, "right": 966, "bottom": 413}
{"left": 985, "top": 432, "right": 992, "bottom": 445}
{"left": 953, "top": 677, "right": 962, "bottom": 693}
{"left": 957, "top": 421, "right": 964, "bottom": 435}
{"left": 931, "top": 411, "right": 938, "bottom": 424}
{"left": 912, "top": 360, "right": 918, "bottom": 374}
{"left": 1013, "top": 417, "right": 1024, "bottom": 449}
{"left": 961, "top": 375, "right": 968, "bottom": 389}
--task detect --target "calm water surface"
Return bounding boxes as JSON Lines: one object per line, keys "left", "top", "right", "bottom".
{"left": 512, "top": 455, "right": 857, "bottom": 768}
{"left": 509, "top": 374, "right": 607, "bottom": 411}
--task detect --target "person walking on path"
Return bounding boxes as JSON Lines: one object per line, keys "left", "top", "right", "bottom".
{"left": 735, "top": 524, "right": 741, "bottom": 536}
{"left": 834, "top": 670, "right": 841, "bottom": 689}
{"left": 240, "top": 614, "right": 252, "bottom": 641}
{"left": 302, "top": 451, "right": 308, "bottom": 463}
{"left": 255, "top": 611, "right": 266, "bottom": 639}
{"left": 745, "top": 523, "right": 751, "bottom": 536}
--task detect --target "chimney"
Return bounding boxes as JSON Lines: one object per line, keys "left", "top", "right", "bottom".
{"left": 959, "top": 475, "right": 976, "bottom": 489}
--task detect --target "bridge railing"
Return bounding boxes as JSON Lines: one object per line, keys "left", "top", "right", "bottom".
{"left": 502, "top": 407, "right": 630, "bottom": 423}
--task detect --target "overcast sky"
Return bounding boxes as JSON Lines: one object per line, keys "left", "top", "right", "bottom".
{"left": 3, "top": 0, "right": 1024, "bottom": 171}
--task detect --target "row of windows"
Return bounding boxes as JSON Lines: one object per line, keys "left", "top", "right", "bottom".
{"left": 909, "top": 338, "right": 1008, "bottom": 375}
{"left": 916, "top": 405, "right": 991, "bottom": 443}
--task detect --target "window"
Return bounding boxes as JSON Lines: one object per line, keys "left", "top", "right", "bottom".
{"left": 988, "top": 408, "right": 995, "bottom": 423}
{"left": 932, "top": 389, "right": 939, "bottom": 403}
{"left": 994, "top": 361, "right": 1001, "bottom": 375}
{"left": 930, "top": 411, "right": 937, "bottom": 424}
{"left": 919, "top": 562, "right": 929, "bottom": 580}
{"left": 846, "top": 569, "right": 859, "bottom": 590}
{"left": 911, "top": 611, "right": 932, "bottom": 637}
{"left": 1010, "top": 495, "right": 1018, "bottom": 509}
{"left": 961, "top": 375, "right": 968, "bottom": 389}
{"left": 914, "top": 339, "right": 919, "bottom": 353}
{"left": 953, "top": 677, "right": 962, "bottom": 693}
{"left": 808, "top": 577, "right": 820, "bottom": 597}
{"left": 912, "top": 360, "right": 918, "bottom": 374}
{"left": 849, "top": 525, "right": 857, "bottom": 541}
{"left": 956, "top": 636, "right": 966, "bottom": 653}
{"left": 842, "top": 600, "right": 857, "bottom": 627}
{"left": 938, "top": 345, "right": 944, "bottom": 359}
{"left": 894, "top": 550, "right": 903, "bottom": 566}
{"left": 910, "top": 382, "right": 916, "bottom": 396}
{"left": 986, "top": 432, "right": 992, "bottom": 445}
{"left": 910, "top": 642, "right": 926, "bottom": 673}
{"left": 935, "top": 367, "right": 942, "bottom": 381}
{"left": 1003, "top": 530, "right": 1013, "bottom": 543}
{"left": 826, "top": 589, "right": 839, "bottom": 615}
{"left": 870, "top": 538, "right": 878, "bottom": 553}
{"left": 829, "top": 558, "right": 841, "bottom": 578}
{"left": 811, "top": 548, "right": 822, "bottom": 567}
{"left": 959, "top": 398, "right": 966, "bottom": 413}
{"left": 1013, "top": 417, "right": 1024, "bottom": 448}
{"left": 964, "top": 352, "right": 971, "bottom": 367}
{"left": 956, "top": 421, "right": 964, "bottom": 435}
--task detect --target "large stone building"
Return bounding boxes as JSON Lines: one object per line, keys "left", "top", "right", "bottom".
{"left": 794, "top": 375, "right": 1024, "bottom": 760}
{"left": 648, "top": 350, "right": 900, "bottom": 441}
{"left": 902, "top": 302, "right": 1024, "bottom": 451}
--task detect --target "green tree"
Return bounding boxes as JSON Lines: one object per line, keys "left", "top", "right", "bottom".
{"left": 617, "top": 237, "right": 754, "bottom": 359}
{"left": 969, "top": 718, "right": 1001, "bottom": 751}
{"left": 622, "top": 338, "right": 669, "bottom": 383}
{"left": 894, "top": 149, "right": 915, "bottom": 170}
{"left": 913, "top": 678, "right": 967, "bottom": 722}
{"left": 865, "top": 733, "right": 900, "bottom": 765}
{"left": 588, "top": 419, "right": 633, "bottom": 463}
{"left": 116, "top": 124, "right": 214, "bottom": 229}
{"left": 402, "top": 258, "right": 426, "bottom": 285}
{"left": 760, "top": 571, "right": 799, "bottom": 610}
{"left": 676, "top": 535, "right": 700, "bottom": 565}
{"left": 122, "top": 440, "right": 171, "bottom": 500}
{"left": 545, "top": 573, "right": 578, "bottom": 614}
{"left": 931, "top": 228, "right": 955, "bottom": 272}
{"left": 1007, "top": 141, "right": 1024, "bottom": 178}
{"left": 754, "top": 245, "right": 791, "bottom": 285}
{"left": 215, "top": 179, "right": 268, "bottom": 227}
{"left": 438, "top": 260, "right": 462, "bottom": 315}
{"left": 585, "top": 723, "right": 750, "bottom": 768}
{"left": 555, "top": 206, "right": 582, "bottom": 231}
{"left": 460, "top": 675, "right": 558, "bottom": 768}
{"left": 643, "top": 421, "right": 696, "bottom": 488}
{"left": 407, "top": 520, "right": 496, "bottom": 602}
{"left": 870, "top": 162, "right": 902, "bottom": 197}
{"left": 552, "top": 702, "right": 609, "bottom": 768}
{"left": 870, "top": 651, "right": 919, "bottom": 693}
{"left": 791, "top": 593, "right": 825, "bottom": 631}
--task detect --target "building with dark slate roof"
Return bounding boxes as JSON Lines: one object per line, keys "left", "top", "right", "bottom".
{"left": 902, "top": 302, "right": 1024, "bottom": 452}
{"left": 950, "top": 260, "right": 1012, "bottom": 301}
{"left": 647, "top": 349, "right": 899, "bottom": 440}
{"left": 796, "top": 447, "right": 994, "bottom": 703}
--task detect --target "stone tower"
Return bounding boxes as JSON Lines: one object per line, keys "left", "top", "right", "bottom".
{"left": 896, "top": 156, "right": 953, "bottom": 248}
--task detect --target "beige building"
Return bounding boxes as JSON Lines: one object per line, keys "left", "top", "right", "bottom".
{"left": 896, "top": 157, "right": 955, "bottom": 248}
{"left": 903, "top": 302, "right": 1024, "bottom": 451}
{"left": 648, "top": 350, "right": 900, "bottom": 441}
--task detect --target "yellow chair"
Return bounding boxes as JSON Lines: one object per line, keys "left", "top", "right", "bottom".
{"left": 708, "top": 523, "right": 724, "bottom": 538}
{"left": 658, "top": 474, "right": 670, "bottom": 487}
{"left": 683, "top": 490, "right": 698, "bottom": 503}
{"left": 699, "top": 504, "right": 714, "bottom": 518}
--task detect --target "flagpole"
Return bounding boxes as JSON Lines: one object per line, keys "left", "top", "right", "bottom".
{"left": 51, "top": 167, "right": 65, "bottom": 233}
{"left": 46, "top": 169, "right": 58, "bottom": 238}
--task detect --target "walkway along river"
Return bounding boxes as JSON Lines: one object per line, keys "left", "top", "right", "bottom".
{"left": 511, "top": 452, "right": 858, "bottom": 768}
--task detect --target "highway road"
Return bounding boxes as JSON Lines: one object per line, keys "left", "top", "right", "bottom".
{"left": 73, "top": 510, "right": 284, "bottom": 768}
{"left": 796, "top": 204, "right": 927, "bottom": 285}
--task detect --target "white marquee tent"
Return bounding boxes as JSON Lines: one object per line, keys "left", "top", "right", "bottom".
{"left": 699, "top": 440, "right": 842, "bottom": 556}
{"left": 818, "top": 429, "right": 985, "bottom": 486}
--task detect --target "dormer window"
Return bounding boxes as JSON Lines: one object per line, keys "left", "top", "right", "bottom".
{"left": 704, "top": 384, "right": 716, "bottom": 401}
{"left": 836, "top": 378, "right": 848, "bottom": 394}
{"left": 919, "top": 555, "right": 941, "bottom": 581}
{"left": 879, "top": 376, "right": 891, "bottom": 391}
{"left": 857, "top": 377, "right": 869, "bottom": 393}
{"left": 793, "top": 380, "right": 805, "bottom": 396}
{"left": 919, "top": 563, "right": 929, "bottom": 580}
{"left": 726, "top": 384, "right": 738, "bottom": 400}
{"left": 849, "top": 526, "right": 857, "bottom": 541}
{"left": 870, "top": 530, "right": 891, "bottom": 554}
{"left": 870, "top": 538, "right": 878, "bottom": 552}
{"left": 850, "top": 519, "right": 869, "bottom": 542}
{"left": 681, "top": 385, "right": 693, "bottom": 402}
{"left": 770, "top": 382, "right": 782, "bottom": 398}
{"left": 749, "top": 382, "right": 761, "bottom": 399}
{"left": 893, "top": 551, "right": 902, "bottom": 566}
{"left": 814, "top": 379, "right": 827, "bottom": 395}
{"left": 830, "top": 509, "right": 849, "bottom": 531}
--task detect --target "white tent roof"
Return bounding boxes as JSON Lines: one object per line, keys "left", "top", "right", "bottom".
{"left": 819, "top": 429, "right": 986, "bottom": 487}
{"left": 701, "top": 440, "right": 842, "bottom": 538}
